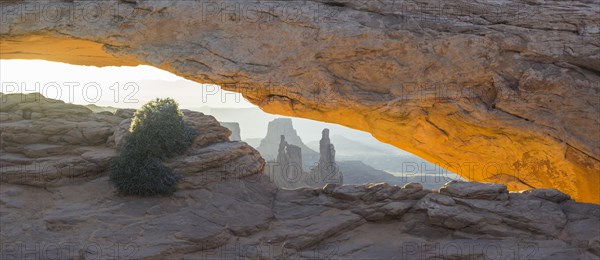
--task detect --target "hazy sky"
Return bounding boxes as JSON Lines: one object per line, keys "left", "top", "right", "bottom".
{"left": 0, "top": 59, "right": 255, "bottom": 109}
{"left": 1, "top": 59, "right": 402, "bottom": 144}
{"left": 0, "top": 60, "right": 451, "bottom": 176}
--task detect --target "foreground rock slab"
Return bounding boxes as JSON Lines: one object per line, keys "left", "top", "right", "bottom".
{"left": 1, "top": 0, "right": 599, "bottom": 203}
{"left": 1, "top": 179, "right": 598, "bottom": 259}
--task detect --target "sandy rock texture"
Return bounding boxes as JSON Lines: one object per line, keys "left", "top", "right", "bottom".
{"left": 0, "top": 93, "right": 262, "bottom": 188}
{"left": 0, "top": 93, "right": 121, "bottom": 186}
{"left": 0, "top": 93, "right": 598, "bottom": 259}
{"left": 1, "top": 1, "right": 599, "bottom": 203}
{"left": 166, "top": 110, "right": 265, "bottom": 189}
{"left": 1, "top": 177, "right": 598, "bottom": 259}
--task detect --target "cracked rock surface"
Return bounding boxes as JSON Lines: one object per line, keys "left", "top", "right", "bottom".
{"left": 0, "top": 94, "right": 598, "bottom": 259}
{"left": 2, "top": 0, "right": 598, "bottom": 202}
{"left": 1, "top": 177, "right": 598, "bottom": 259}
{"left": 0, "top": 93, "right": 263, "bottom": 188}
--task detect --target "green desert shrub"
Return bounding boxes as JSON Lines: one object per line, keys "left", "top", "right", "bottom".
{"left": 110, "top": 98, "right": 197, "bottom": 196}
{"left": 125, "top": 98, "right": 197, "bottom": 159}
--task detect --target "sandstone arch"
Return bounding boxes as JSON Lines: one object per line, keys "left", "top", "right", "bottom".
{"left": 1, "top": 0, "right": 598, "bottom": 203}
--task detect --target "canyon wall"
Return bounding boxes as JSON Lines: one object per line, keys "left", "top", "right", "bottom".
{"left": 1, "top": 0, "right": 598, "bottom": 202}
{"left": 257, "top": 118, "right": 319, "bottom": 168}
{"left": 220, "top": 122, "right": 241, "bottom": 141}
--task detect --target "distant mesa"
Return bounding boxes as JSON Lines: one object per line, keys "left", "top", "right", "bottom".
{"left": 339, "top": 161, "right": 460, "bottom": 190}
{"left": 220, "top": 122, "right": 241, "bottom": 141}
{"left": 340, "top": 161, "right": 404, "bottom": 186}
{"left": 3, "top": 0, "right": 598, "bottom": 203}
{"left": 307, "top": 134, "right": 403, "bottom": 158}
{"left": 257, "top": 118, "right": 319, "bottom": 169}
{"left": 267, "top": 128, "right": 342, "bottom": 189}
{"left": 243, "top": 138, "right": 262, "bottom": 148}
{"left": 85, "top": 104, "right": 119, "bottom": 113}
{"left": 2, "top": 93, "right": 599, "bottom": 259}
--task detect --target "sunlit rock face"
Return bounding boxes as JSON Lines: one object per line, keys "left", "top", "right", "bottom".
{"left": 1, "top": 0, "right": 598, "bottom": 203}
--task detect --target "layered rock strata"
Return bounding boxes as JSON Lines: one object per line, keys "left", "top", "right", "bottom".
{"left": 1, "top": 178, "right": 598, "bottom": 259}
{"left": 0, "top": 93, "right": 598, "bottom": 259}
{"left": 1, "top": 0, "right": 599, "bottom": 202}
{"left": 0, "top": 93, "right": 263, "bottom": 188}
